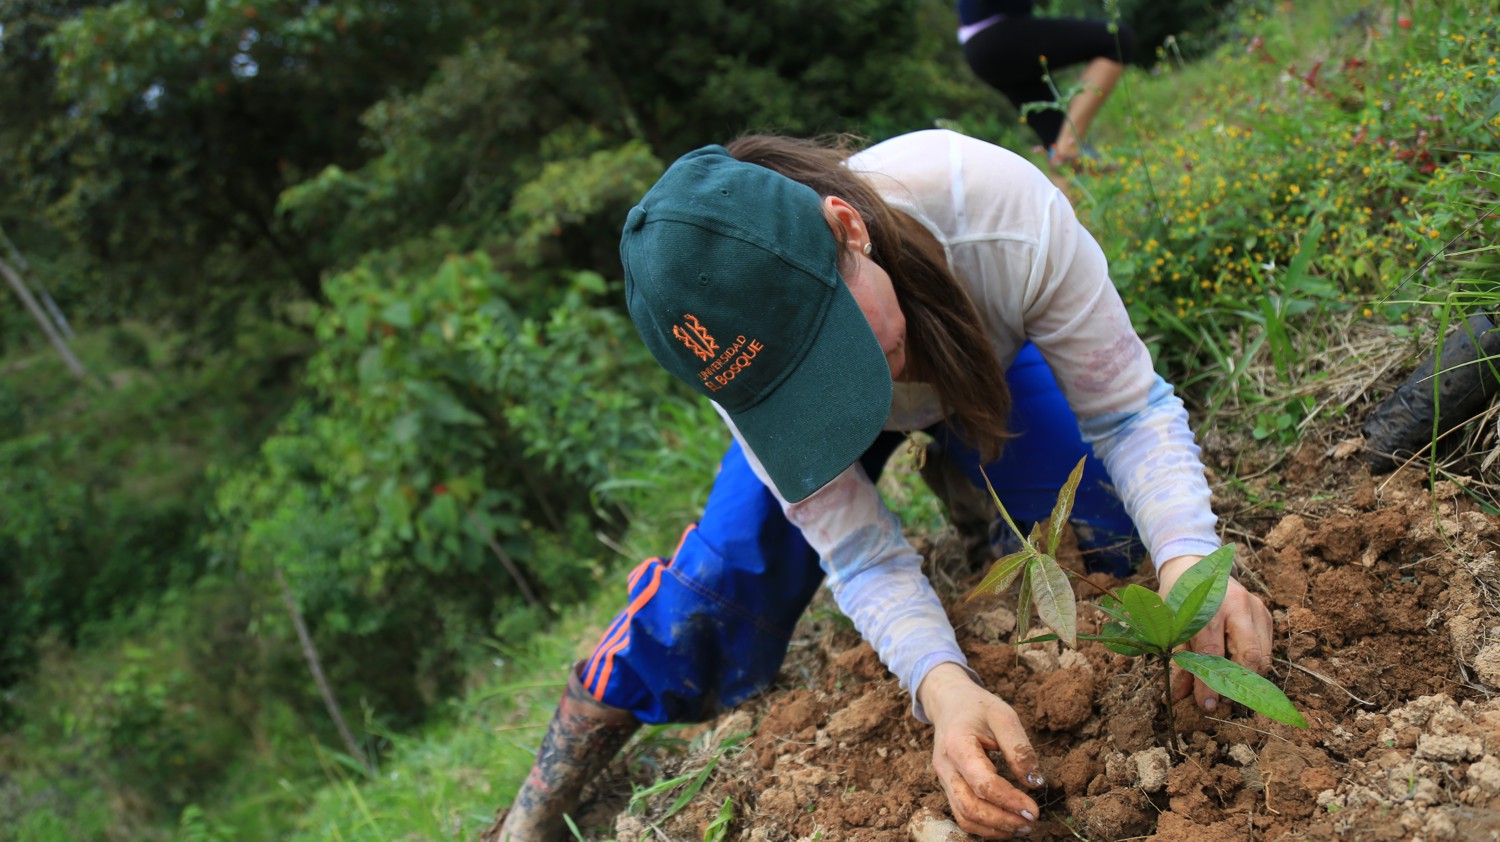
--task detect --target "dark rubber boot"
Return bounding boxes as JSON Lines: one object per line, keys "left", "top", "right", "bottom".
{"left": 1363, "top": 313, "right": 1500, "bottom": 473}
{"left": 486, "top": 664, "right": 640, "bottom": 842}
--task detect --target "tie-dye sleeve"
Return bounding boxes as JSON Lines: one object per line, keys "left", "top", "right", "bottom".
{"left": 714, "top": 407, "right": 974, "bottom": 722}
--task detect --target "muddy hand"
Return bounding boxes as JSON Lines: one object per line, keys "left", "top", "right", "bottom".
{"left": 917, "top": 663, "right": 1041, "bottom": 838}
{"left": 1157, "top": 555, "right": 1274, "bottom": 712}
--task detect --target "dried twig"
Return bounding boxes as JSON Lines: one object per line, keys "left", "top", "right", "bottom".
{"left": 1275, "top": 657, "right": 1380, "bottom": 706}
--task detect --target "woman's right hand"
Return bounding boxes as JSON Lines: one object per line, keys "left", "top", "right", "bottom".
{"left": 917, "top": 663, "right": 1042, "bottom": 838}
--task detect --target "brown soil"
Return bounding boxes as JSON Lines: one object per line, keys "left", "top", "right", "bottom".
{"left": 555, "top": 436, "right": 1500, "bottom": 841}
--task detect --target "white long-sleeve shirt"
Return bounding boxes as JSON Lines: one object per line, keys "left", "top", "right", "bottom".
{"left": 716, "top": 130, "right": 1220, "bottom": 720}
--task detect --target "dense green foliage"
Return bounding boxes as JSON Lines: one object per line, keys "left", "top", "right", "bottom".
{"left": 0, "top": 0, "right": 1494, "bottom": 839}
{"left": 4, "top": 0, "right": 476, "bottom": 319}
{"left": 0, "top": 0, "right": 1003, "bottom": 837}
{"left": 0, "top": 322, "right": 303, "bottom": 698}
{"left": 1074, "top": 2, "right": 1500, "bottom": 440}
{"left": 208, "top": 254, "right": 679, "bottom": 721}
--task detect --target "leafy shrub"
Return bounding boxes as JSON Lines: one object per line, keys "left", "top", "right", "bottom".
{"left": 1079, "top": 2, "right": 1499, "bottom": 342}
{"left": 210, "top": 251, "right": 694, "bottom": 722}
{"left": 4, "top": 580, "right": 265, "bottom": 835}
{"left": 0, "top": 430, "right": 201, "bottom": 705}
{"left": 0, "top": 316, "right": 303, "bottom": 708}
{"left": 1053, "top": 0, "right": 1243, "bottom": 62}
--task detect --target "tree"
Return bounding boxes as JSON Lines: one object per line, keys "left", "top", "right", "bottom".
{"left": 1, "top": 0, "right": 479, "bottom": 327}
{"left": 278, "top": 0, "right": 1002, "bottom": 303}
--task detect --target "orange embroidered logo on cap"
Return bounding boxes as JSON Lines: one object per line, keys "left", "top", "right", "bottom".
{"left": 673, "top": 314, "right": 718, "bottom": 362}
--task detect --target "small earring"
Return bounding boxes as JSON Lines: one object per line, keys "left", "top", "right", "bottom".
{"left": 862, "top": 242, "right": 873, "bottom": 256}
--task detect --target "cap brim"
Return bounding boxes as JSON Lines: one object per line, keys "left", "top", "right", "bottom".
{"left": 729, "top": 278, "right": 893, "bottom": 503}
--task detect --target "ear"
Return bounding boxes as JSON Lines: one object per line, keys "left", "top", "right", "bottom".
{"left": 821, "top": 196, "right": 868, "bottom": 253}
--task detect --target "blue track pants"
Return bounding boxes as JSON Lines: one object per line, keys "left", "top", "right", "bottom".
{"left": 581, "top": 343, "right": 1139, "bottom": 724}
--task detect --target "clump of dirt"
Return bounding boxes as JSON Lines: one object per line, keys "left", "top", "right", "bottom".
{"left": 573, "top": 440, "right": 1500, "bottom": 841}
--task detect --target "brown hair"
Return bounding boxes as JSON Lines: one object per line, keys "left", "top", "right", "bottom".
{"left": 724, "top": 133, "right": 1011, "bottom": 460}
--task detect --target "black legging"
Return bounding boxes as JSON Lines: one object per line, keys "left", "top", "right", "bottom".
{"left": 962, "top": 14, "right": 1136, "bottom": 148}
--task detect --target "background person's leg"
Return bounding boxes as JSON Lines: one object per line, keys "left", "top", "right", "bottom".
{"left": 961, "top": 15, "right": 1136, "bottom": 152}
{"left": 931, "top": 342, "right": 1141, "bottom": 576}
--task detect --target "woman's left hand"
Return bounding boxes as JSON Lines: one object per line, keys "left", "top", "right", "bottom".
{"left": 1155, "top": 554, "right": 1275, "bottom": 712}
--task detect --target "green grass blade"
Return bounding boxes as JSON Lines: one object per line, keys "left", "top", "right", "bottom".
{"left": 664, "top": 755, "right": 719, "bottom": 819}
{"left": 630, "top": 771, "right": 698, "bottom": 809}
{"left": 1165, "top": 546, "right": 1233, "bottom": 643}
{"left": 1046, "top": 456, "right": 1088, "bottom": 554}
{"left": 1117, "top": 584, "right": 1175, "bottom": 650}
{"left": 968, "top": 550, "right": 1033, "bottom": 601}
{"left": 704, "top": 796, "right": 734, "bottom": 842}
{"left": 1173, "top": 652, "right": 1308, "bottom": 728}
{"left": 1030, "top": 555, "right": 1078, "bottom": 647}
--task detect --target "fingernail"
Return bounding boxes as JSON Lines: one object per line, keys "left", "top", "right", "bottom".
{"left": 1026, "top": 771, "right": 1045, "bottom": 787}
{"left": 1015, "top": 826, "right": 1032, "bottom": 836}
{"left": 1203, "top": 697, "right": 1217, "bottom": 712}
{"left": 1021, "top": 809, "right": 1037, "bottom": 821}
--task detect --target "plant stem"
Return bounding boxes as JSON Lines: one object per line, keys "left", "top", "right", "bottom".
{"left": 1064, "top": 569, "right": 1115, "bottom": 599}
{"left": 1159, "top": 652, "right": 1181, "bottom": 758}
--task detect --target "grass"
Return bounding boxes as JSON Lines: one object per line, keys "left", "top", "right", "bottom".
{"left": 284, "top": 602, "right": 611, "bottom": 842}
{"left": 279, "top": 403, "right": 730, "bottom": 842}
{"left": 9, "top": 1, "right": 1496, "bottom": 840}
{"left": 248, "top": 3, "right": 1499, "bottom": 839}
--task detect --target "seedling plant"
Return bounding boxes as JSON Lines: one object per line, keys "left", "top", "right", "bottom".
{"left": 969, "top": 457, "right": 1307, "bottom": 755}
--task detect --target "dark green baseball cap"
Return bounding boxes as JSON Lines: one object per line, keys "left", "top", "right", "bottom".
{"left": 620, "top": 145, "right": 893, "bottom": 503}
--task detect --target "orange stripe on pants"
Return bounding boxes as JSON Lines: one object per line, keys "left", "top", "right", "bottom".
{"left": 583, "top": 524, "right": 698, "bottom": 698}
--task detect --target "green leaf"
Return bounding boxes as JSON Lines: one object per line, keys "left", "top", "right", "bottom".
{"left": 1047, "top": 456, "right": 1088, "bottom": 555}
{"left": 1166, "top": 546, "right": 1233, "bottom": 644}
{"left": 968, "top": 550, "right": 1033, "bottom": 601}
{"left": 1080, "top": 628, "right": 1152, "bottom": 656}
{"left": 1027, "top": 518, "right": 1049, "bottom": 549}
{"left": 980, "top": 466, "right": 1035, "bottom": 553}
{"left": 1030, "top": 555, "right": 1077, "bottom": 647}
{"left": 1017, "top": 633, "right": 1060, "bottom": 644}
{"left": 665, "top": 754, "right": 719, "bottom": 819}
{"left": 1117, "top": 585, "right": 1175, "bottom": 651}
{"left": 1094, "top": 594, "right": 1133, "bottom": 626}
{"left": 1170, "top": 576, "right": 1220, "bottom": 647}
{"left": 356, "top": 346, "right": 383, "bottom": 384}
{"left": 1016, "top": 565, "right": 1034, "bottom": 642}
{"left": 1173, "top": 652, "right": 1308, "bottom": 728}
{"left": 380, "top": 300, "right": 415, "bottom": 329}
{"left": 347, "top": 302, "right": 370, "bottom": 343}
